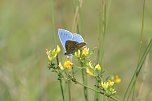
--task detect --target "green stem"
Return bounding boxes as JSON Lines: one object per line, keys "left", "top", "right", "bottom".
{"left": 75, "top": 3, "right": 88, "bottom": 99}
{"left": 123, "top": 0, "right": 147, "bottom": 100}
{"left": 131, "top": 83, "right": 135, "bottom": 101}
{"left": 94, "top": 80, "right": 99, "bottom": 101}
{"left": 96, "top": 0, "right": 107, "bottom": 100}
{"left": 123, "top": 39, "right": 152, "bottom": 101}
{"left": 75, "top": 80, "right": 120, "bottom": 101}
{"left": 126, "top": 82, "right": 135, "bottom": 101}
{"left": 68, "top": 80, "right": 71, "bottom": 101}
{"left": 131, "top": 0, "right": 146, "bottom": 100}
{"left": 51, "top": 1, "right": 62, "bottom": 100}
{"left": 59, "top": 80, "right": 65, "bottom": 101}
{"left": 50, "top": 0, "right": 57, "bottom": 46}
{"left": 56, "top": 56, "right": 65, "bottom": 101}
{"left": 97, "top": 0, "right": 107, "bottom": 63}
{"left": 138, "top": 0, "right": 146, "bottom": 63}
{"left": 76, "top": 80, "right": 100, "bottom": 93}
{"left": 81, "top": 62, "right": 89, "bottom": 101}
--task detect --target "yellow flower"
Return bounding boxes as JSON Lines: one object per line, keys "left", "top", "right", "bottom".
{"left": 101, "top": 81, "right": 109, "bottom": 90}
{"left": 82, "top": 47, "right": 89, "bottom": 57}
{"left": 58, "top": 62, "right": 64, "bottom": 70}
{"left": 52, "top": 49, "right": 57, "bottom": 58}
{"left": 46, "top": 49, "right": 53, "bottom": 62}
{"left": 107, "top": 80, "right": 114, "bottom": 87}
{"left": 109, "top": 88, "right": 116, "bottom": 94}
{"left": 100, "top": 81, "right": 116, "bottom": 95}
{"left": 101, "top": 81, "right": 114, "bottom": 89}
{"left": 64, "top": 59, "right": 73, "bottom": 70}
{"left": 86, "top": 68, "right": 95, "bottom": 76}
{"left": 75, "top": 49, "right": 81, "bottom": 58}
{"left": 46, "top": 45, "right": 61, "bottom": 62}
{"left": 88, "top": 61, "right": 94, "bottom": 69}
{"left": 95, "top": 64, "right": 102, "bottom": 71}
{"left": 114, "top": 75, "right": 121, "bottom": 84}
{"left": 56, "top": 45, "right": 61, "bottom": 53}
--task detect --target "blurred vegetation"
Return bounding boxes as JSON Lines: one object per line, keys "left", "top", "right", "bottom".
{"left": 0, "top": 0, "right": 152, "bottom": 101}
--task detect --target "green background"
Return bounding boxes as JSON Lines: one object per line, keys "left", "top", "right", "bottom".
{"left": 0, "top": 0, "right": 152, "bottom": 101}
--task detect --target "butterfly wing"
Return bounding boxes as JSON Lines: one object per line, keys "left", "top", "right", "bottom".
{"left": 76, "top": 42, "right": 86, "bottom": 49}
{"left": 58, "top": 29, "right": 86, "bottom": 55}
{"left": 73, "top": 33, "right": 86, "bottom": 51}
{"left": 65, "top": 40, "right": 86, "bottom": 55}
{"left": 58, "top": 29, "right": 73, "bottom": 50}
{"left": 65, "top": 40, "right": 78, "bottom": 55}
{"left": 73, "top": 33, "right": 84, "bottom": 43}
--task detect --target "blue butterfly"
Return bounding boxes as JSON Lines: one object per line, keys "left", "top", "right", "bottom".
{"left": 58, "top": 29, "right": 86, "bottom": 55}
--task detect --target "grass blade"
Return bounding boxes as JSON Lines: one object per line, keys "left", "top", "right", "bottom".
{"left": 123, "top": 39, "right": 152, "bottom": 101}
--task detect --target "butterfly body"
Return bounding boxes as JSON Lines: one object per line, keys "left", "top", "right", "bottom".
{"left": 58, "top": 29, "right": 86, "bottom": 55}
{"left": 65, "top": 40, "right": 86, "bottom": 55}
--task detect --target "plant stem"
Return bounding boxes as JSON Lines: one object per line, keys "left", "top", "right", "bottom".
{"left": 59, "top": 80, "right": 65, "bottom": 101}
{"left": 81, "top": 62, "right": 89, "bottom": 101}
{"left": 72, "top": 0, "right": 83, "bottom": 33}
{"left": 123, "top": 0, "right": 146, "bottom": 100}
{"left": 76, "top": 80, "right": 100, "bottom": 93}
{"left": 96, "top": 0, "right": 107, "bottom": 100}
{"left": 68, "top": 80, "right": 71, "bottom": 101}
{"left": 75, "top": 80, "right": 120, "bottom": 101}
{"left": 50, "top": 0, "right": 57, "bottom": 46}
{"left": 74, "top": 0, "right": 88, "bottom": 99}
{"left": 123, "top": 39, "right": 152, "bottom": 101}
{"left": 97, "top": 0, "right": 107, "bottom": 63}
{"left": 131, "top": 0, "right": 146, "bottom": 100}
{"left": 138, "top": 0, "right": 146, "bottom": 63}
{"left": 94, "top": 79, "right": 99, "bottom": 101}
{"left": 136, "top": 43, "right": 149, "bottom": 101}
{"left": 56, "top": 56, "right": 65, "bottom": 101}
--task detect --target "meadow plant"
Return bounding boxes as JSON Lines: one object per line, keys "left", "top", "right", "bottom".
{"left": 46, "top": 41, "right": 121, "bottom": 101}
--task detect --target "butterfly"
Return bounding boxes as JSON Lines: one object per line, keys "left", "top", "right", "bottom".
{"left": 58, "top": 29, "right": 86, "bottom": 55}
